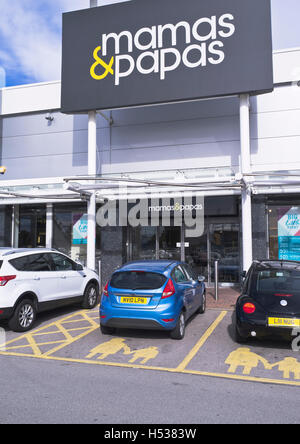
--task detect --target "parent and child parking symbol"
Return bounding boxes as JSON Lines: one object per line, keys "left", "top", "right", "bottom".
{"left": 226, "top": 347, "right": 300, "bottom": 380}
{"left": 86, "top": 338, "right": 159, "bottom": 365}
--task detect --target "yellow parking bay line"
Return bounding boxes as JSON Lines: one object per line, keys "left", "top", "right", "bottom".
{"left": 181, "top": 369, "right": 300, "bottom": 387}
{"left": 176, "top": 310, "right": 227, "bottom": 372}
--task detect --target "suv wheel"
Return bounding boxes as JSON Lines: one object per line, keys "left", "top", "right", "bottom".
{"left": 9, "top": 299, "right": 37, "bottom": 332}
{"left": 82, "top": 282, "right": 99, "bottom": 309}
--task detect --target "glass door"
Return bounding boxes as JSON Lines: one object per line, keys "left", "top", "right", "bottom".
{"left": 158, "top": 226, "right": 181, "bottom": 261}
{"left": 127, "top": 226, "right": 182, "bottom": 262}
{"left": 209, "top": 223, "right": 240, "bottom": 285}
{"left": 18, "top": 205, "right": 46, "bottom": 248}
{"left": 130, "top": 226, "right": 157, "bottom": 260}
{"left": 185, "top": 228, "right": 208, "bottom": 280}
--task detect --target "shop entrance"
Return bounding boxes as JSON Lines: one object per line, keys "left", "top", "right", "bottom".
{"left": 128, "top": 226, "right": 181, "bottom": 262}
{"left": 208, "top": 223, "right": 240, "bottom": 286}
{"left": 126, "top": 221, "right": 240, "bottom": 286}
{"left": 18, "top": 205, "right": 46, "bottom": 248}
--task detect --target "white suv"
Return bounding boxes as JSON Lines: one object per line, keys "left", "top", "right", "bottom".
{"left": 0, "top": 248, "right": 100, "bottom": 332}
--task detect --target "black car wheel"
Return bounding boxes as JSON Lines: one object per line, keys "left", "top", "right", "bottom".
{"left": 234, "top": 324, "right": 248, "bottom": 344}
{"left": 8, "top": 299, "right": 37, "bottom": 332}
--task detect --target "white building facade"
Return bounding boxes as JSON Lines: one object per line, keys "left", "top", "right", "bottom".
{"left": 0, "top": 47, "right": 300, "bottom": 286}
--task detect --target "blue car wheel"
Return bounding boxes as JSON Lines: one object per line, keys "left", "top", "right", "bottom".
{"left": 170, "top": 311, "right": 186, "bottom": 340}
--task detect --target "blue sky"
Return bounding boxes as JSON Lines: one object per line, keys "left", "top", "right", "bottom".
{"left": 0, "top": 0, "right": 299, "bottom": 87}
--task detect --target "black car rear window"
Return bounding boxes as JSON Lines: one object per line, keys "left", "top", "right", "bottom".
{"left": 256, "top": 269, "right": 300, "bottom": 294}
{"left": 110, "top": 271, "right": 167, "bottom": 290}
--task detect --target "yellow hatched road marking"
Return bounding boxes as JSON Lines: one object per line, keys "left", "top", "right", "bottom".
{"left": 0, "top": 309, "right": 100, "bottom": 357}
{"left": 4, "top": 340, "right": 65, "bottom": 351}
{"left": 43, "top": 324, "right": 99, "bottom": 357}
{"left": 26, "top": 334, "right": 42, "bottom": 357}
{"left": 33, "top": 326, "right": 91, "bottom": 336}
{"left": 80, "top": 311, "right": 99, "bottom": 329}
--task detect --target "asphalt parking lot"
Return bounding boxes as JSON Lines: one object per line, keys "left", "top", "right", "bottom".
{"left": 1, "top": 306, "right": 300, "bottom": 387}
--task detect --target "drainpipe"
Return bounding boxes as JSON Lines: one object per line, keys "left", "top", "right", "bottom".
{"left": 240, "top": 94, "right": 253, "bottom": 272}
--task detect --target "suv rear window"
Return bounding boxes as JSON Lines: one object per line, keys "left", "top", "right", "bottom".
{"left": 256, "top": 269, "right": 300, "bottom": 294}
{"left": 10, "top": 254, "right": 51, "bottom": 272}
{"left": 110, "top": 271, "right": 166, "bottom": 290}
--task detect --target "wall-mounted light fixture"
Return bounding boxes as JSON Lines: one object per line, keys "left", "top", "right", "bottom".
{"left": 45, "top": 113, "right": 54, "bottom": 123}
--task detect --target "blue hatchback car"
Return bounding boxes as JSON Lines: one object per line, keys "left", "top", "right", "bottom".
{"left": 100, "top": 260, "right": 206, "bottom": 339}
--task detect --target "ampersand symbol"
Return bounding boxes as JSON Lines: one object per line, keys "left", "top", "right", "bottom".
{"left": 90, "top": 46, "right": 114, "bottom": 80}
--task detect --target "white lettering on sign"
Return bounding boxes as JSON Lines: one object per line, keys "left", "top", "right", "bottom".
{"left": 91, "top": 13, "right": 236, "bottom": 85}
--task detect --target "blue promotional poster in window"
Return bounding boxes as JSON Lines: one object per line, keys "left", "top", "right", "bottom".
{"left": 72, "top": 213, "right": 88, "bottom": 245}
{"left": 278, "top": 207, "right": 300, "bottom": 261}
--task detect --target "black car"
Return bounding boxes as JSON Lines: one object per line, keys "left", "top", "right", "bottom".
{"left": 234, "top": 260, "right": 300, "bottom": 342}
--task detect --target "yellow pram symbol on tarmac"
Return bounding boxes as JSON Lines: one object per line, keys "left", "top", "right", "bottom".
{"left": 225, "top": 347, "right": 300, "bottom": 380}
{"left": 127, "top": 346, "right": 159, "bottom": 365}
{"left": 225, "top": 348, "right": 271, "bottom": 375}
{"left": 90, "top": 46, "right": 114, "bottom": 80}
{"left": 86, "top": 338, "right": 159, "bottom": 364}
{"left": 270, "top": 358, "right": 300, "bottom": 380}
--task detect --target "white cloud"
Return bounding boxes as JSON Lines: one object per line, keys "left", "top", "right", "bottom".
{"left": 0, "top": 0, "right": 90, "bottom": 83}
{"left": 0, "top": 0, "right": 131, "bottom": 84}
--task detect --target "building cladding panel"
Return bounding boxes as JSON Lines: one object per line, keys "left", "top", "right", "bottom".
{"left": 0, "top": 49, "right": 299, "bottom": 182}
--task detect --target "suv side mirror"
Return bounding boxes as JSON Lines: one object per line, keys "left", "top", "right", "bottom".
{"left": 241, "top": 270, "right": 247, "bottom": 279}
{"left": 198, "top": 275, "right": 205, "bottom": 283}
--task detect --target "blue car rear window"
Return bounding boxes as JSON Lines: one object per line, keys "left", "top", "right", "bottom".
{"left": 110, "top": 271, "right": 167, "bottom": 290}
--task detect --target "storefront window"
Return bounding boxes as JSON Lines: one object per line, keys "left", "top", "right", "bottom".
{"left": 96, "top": 196, "right": 240, "bottom": 285}
{"left": 53, "top": 203, "right": 87, "bottom": 264}
{"left": 158, "top": 226, "right": 181, "bottom": 261}
{"left": 19, "top": 205, "right": 46, "bottom": 248}
{"left": 0, "top": 206, "right": 12, "bottom": 247}
{"left": 209, "top": 223, "right": 240, "bottom": 284}
{"left": 131, "top": 227, "right": 157, "bottom": 260}
{"left": 185, "top": 229, "right": 208, "bottom": 279}
{"left": 269, "top": 204, "right": 300, "bottom": 261}
{"left": 97, "top": 226, "right": 127, "bottom": 284}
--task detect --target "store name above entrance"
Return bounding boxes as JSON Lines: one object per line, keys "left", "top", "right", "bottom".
{"left": 61, "top": 0, "right": 273, "bottom": 113}
{"left": 149, "top": 202, "right": 203, "bottom": 213}
{"left": 90, "top": 13, "right": 236, "bottom": 86}
{"left": 96, "top": 196, "right": 205, "bottom": 238}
